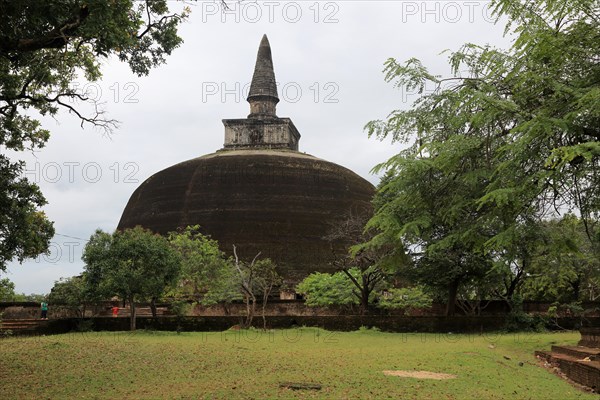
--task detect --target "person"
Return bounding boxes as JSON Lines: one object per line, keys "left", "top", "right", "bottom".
{"left": 40, "top": 301, "right": 48, "bottom": 320}
{"left": 112, "top": 306, "right": 119, "bottom": 318}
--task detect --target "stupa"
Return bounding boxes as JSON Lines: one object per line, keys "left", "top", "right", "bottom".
{"left": 117, "top": 35, "right": 375, "bottom": 285}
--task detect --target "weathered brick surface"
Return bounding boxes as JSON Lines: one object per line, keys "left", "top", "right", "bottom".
{"left": 117, "top": 150, "right": 375, "bottom": 283}
{"left": 551, "top": 345, "right": 600, "bottom": 360}
{"left": 555, "top": 357, "right": 600, "bottom": 390}
{"left": 579, "top": 327, "right": 600, "bottom": 347}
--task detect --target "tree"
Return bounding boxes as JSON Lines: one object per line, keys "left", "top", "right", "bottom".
{"left": 253, "top": 258, "right": 282, "bottom": 330}
{"left": 365, "top": 0, "right": 599, "bottom": 313}
{"left": 83, "top": 226, "right": 181, "bottom": 330}
{"left": 296, "top": 270, "right": 359, "bottom": 307}
{"left": 167, "top": 226, "right": 241, "bottom": 313}
{"left": 0, "top": 277, "right": 15, "bottom": 301}
{"left": 326, "top": 211, "right": 401, "bottom": 313}
{"left": 169, "top": 225, "right": 238, "bottom": 305}
{"left": 0, "top": 158, "right": 54, "bottom": 271}
{"left": 367, "top": 146, "right": 496, "bottom": 316}
{"left": 0, "top": 0, "right": 190, "bottom": 269}
{"left": 48, "top": 276, "right": 88, "bottom": 317}
{"left": 11, "top": 293, "right": 47, "bottom": 302}
{"left": 232, "top": 246, "right": 280, "bottom": 329}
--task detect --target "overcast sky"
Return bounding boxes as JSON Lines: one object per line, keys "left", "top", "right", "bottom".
{"left": 5, "top": 0, "right": 512, "bottom": 294}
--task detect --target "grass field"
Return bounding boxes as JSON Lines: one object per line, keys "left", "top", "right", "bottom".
{"left": 0, "top": 328, "right": 594, "bottom": 399}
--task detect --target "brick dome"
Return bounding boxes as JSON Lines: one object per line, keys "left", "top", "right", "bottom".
{"left": 117, "top": 149, "right": 374, "bottom": 282}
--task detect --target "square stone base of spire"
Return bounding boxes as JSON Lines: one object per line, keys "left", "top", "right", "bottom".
{"left": 222, "top": 117, "right": 301, "bottom": 151}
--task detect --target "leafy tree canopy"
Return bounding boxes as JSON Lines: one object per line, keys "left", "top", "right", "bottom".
{"left": 378, "top": 287, "right": 432, "bottom": 313}
{"left": 0, "top": 0, "right": 189, "bottom": 271}
{"left": 167, "top": 226, "right": 241, "bottom": 306}
{"left": 0, "top": 277, "right": 15, "bottom": 301}
{"left": 83, "top": 226, "right": 181, "bottom": 329}
{"left": 365, "top": 0, "right": 599, "bottom": 313}
{"left": 296, "top": 269, "right": 361, "bottom": 307}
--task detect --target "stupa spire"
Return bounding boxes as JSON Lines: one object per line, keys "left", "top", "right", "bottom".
{"left": 247, "top": 34, "right": 279, "bottom": 119}
{"left": 222, "top": 35, "right": 300, "bottom": 151}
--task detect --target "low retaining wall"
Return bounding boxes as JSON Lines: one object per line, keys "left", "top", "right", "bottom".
{"left": 10, "top": 315, "right": 600, "bottom": 336}
{"left": 4, "top": 300, "right": 600, "bottom": 319}
{"left": 92, "top": 315, "right": 509, "bottom": 333}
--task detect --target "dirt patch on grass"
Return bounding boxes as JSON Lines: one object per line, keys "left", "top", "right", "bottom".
{"left": 383, "top": 370, "right": 457, "bottom": 380}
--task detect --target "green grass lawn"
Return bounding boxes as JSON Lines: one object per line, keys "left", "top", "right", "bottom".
{"left": 0, "top": 328, "right": 594, "bottom": 399}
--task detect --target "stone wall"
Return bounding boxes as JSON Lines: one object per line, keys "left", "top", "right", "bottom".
{"left": 10, "top": 315, "right": 600, "bottom": 337}
{"left": 0, "top": 302, "right": 40, "bottom": 319}
{"left": 3, "top": 300, "right": 600, "bottom": 320}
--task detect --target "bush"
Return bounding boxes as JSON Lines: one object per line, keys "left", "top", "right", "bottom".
{"left": 74, "top": 319, "right": 94, "bottom": 333}
{"left": 503, "top": 296, "right": 547, "bottom": 332}
{"left": 296, "top": 271, "right": 359, "bottom": 307}
{"left": 170, "top": 300, "right": 192, "bottom": 317}
{"left": 377, "top": 287, "right": 432, "bottom": 314}
{"left": 357, "top": 325, "right": 380, "bottom": 333}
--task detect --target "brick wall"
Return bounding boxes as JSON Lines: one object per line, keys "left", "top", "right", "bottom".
{"left": 17, "top": 315, "right": 600, "bottom": 336}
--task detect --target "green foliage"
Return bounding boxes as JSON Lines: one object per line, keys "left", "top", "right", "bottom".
{"left": 0, "top": 158, "right": 54, "bottom": 271}
{"left": 328, "top": 212, "right": 402, "bottom": 311}
{"left": 296, "top": 270, "right": 360, "bottom": 307}
{"left": 1, "top": 0, "right": 188, "bottom": 146}
{"left": 84, "top": 227, "right": 181, "bottom": 303}
{"left": 232, "top": 250, "right": 281, "bottom": 328}
{"left": 357, "top": 325, "right": 380, "bottom": 333}
{"left": 378, "top": 287, "right": 433, "bottom": 313}
{"left": 252, "top": 258, "right": 282, "bottom": 301}
{"left": 518, "top": 215, "right": 600, "bottom": 303}
{"left": 83, "top": 226, "right": 181, "bottom": 329}
{"left": 366, "top": 0, "right": 600, "bottom": 311}
{"left": 11, "top": 293, "right": 47, "bottom": 302}
{"left": 0, "top": 277, "right": 15, "bottom": 301}
{"left": 169, "top": 300, "right": 192, "bottom": 318}
{"left": 503, "top": 296, "right": 548, "bottom": 332}
{"left": 0, "top": 0, "right": 187, "bottom": 269}
{"left": 48, "top": 276, "right": 89, "bottom": 317}
{"left": 167, "top": 226, "right": 241, "bottom": 306}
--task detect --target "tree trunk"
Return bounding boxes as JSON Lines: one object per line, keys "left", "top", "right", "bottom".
{"left": 262, "top": 290, "right": 269, "bottom": 330}
{"left": 244, "top": 294, "right": 256, "bottom": 328}
{"left": 445, "top": 279, "right": 460, "bottom": 317}
{"left": 572, "top": 278, "right": 581, "bottom": 302}
{"left": 150, "top": 297, "right": 157, "bottom": 318}
{"left": 505, "top": 269, "right": 523, "bottom": 300}
{"left": 221, "top": 303, "right": 230, "bottom": 315}
{"left": 248, "top": 296, "right": 256, "bottom": 328}
{"left": 129, "top": 298, "right": 136, "bottom": 331}
{"left": 244, "top": 295, "right": 250, "bottom": 328}
{"left": 360, "top": 288, "right": 370, "bottom": 315}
